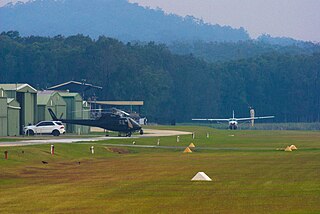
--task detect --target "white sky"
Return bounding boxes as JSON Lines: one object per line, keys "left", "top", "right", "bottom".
{"left": 1, "top": 0, "right": 320, "bottom": 42}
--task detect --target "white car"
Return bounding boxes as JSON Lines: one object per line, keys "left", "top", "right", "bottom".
{"left": 24, "top": 121, "right": 65, "bottom": 136}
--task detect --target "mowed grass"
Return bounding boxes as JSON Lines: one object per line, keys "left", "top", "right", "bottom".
{"left": 0, "top": 126, "right": 320, "bottom": 213}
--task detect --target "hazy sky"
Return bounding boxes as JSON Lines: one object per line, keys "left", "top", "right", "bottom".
{"left": 1, "top": 0, "right": 319, "bottom": 42}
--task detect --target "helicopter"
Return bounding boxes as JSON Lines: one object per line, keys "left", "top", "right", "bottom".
{"left": 48, "top": 108, "right": 143, "bottom": 137}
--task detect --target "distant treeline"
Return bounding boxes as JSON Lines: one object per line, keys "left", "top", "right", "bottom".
{"left": 1, "top": 31, "right": 320, "bottom": 123}
{"left": 169, "top": 40, "right": 320, "bottom": 62}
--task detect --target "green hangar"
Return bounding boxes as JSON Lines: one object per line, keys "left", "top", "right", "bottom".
{"left": 37, "top": 90, "right": 67, "bottom": 122}
{"left": 0, "top": 84, "right": 37, "bottom": 135}
{"left": 0, "top": 83, "right": 91, "bottom": 136}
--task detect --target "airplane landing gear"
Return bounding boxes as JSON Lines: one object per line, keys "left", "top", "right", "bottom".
{"left": 229, "top": 125, "right": 238, "bottom": 130}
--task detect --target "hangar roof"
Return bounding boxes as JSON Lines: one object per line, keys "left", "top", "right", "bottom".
{"left": 37, "top": 90, "right": 56, "bottom": 105}
{"left": 58, "top": 92, "right": 81, "bottom": 97}
{"left": 0, "top": 88, "right": 7, "bottom": 97}
{"left": 0, "top": 84, "right": 37, "bottom": 93}
{"left": 89, "top": 101, "right": 144, "bottom": 106}
{"left": 48, "top": 81, "right": 102, "bottom": 92}
{"left": 37, "top": 94, "right": 52, "bottom": 105}
{"left": 37, "top": 90, "right": 67, "bottom": 106}
{"left": 7, "top": 98, "right": 21, "bottom": 109}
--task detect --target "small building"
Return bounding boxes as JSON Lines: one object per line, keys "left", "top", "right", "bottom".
{"left": 37, "top": 91, "right": 67, "bottom": 122}
{"left": 0, "top": 84, "right": 37, "bottom": 133}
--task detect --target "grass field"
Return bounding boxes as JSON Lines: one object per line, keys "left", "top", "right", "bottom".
{"left": 0, "top": 126, "right": 320, "bottom": 213}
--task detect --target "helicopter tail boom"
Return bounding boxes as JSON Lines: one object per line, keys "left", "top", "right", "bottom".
{"left": 48, "top": 108, "right": 58, "bottom": 120}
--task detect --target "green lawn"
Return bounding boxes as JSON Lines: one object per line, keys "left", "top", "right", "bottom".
{"left": 0, "top": 126, "right": 320, "bottom": 213}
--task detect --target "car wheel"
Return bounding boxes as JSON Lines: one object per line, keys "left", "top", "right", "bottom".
{"left": 52, "top": 130, "right": 60, "bottom": 136}
{"left": 26, "top": 129, "right": 34, "bottom": 136}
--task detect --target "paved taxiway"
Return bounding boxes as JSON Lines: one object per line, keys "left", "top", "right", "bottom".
{"left": 0, "top": 129, "right": 192, "bottom": 147}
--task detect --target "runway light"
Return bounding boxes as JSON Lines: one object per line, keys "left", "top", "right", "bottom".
{"left": 51, "top": 145, "right": 54, "bottom": 155}
{"left": 90, "top": 146, "right": 94, "bottom": 154}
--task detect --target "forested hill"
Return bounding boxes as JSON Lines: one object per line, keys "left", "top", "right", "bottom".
{"left": 169, "top": 40, "right": 320, "bottom": 62}
{"left": 1, "top": 32, "right": 320, "bottom": 123}
{"left": 0, "top": 0, "right": 249, "bottom": 42}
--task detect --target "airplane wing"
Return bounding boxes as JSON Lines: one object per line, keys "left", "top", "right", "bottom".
{"left": 236, "top": 116, "right": 275, "bottom": 121}
{"left": 192, "top": 118, "right": 230, "bottom": 122}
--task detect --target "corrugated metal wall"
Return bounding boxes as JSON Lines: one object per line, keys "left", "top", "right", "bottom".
{"left": 23, "top": 92, "right": 36, "bottom": 126}
{"left": 74, "top": 97, "right": 84, "bottom": 134}
{"left": 0, "top": 97, "right": 8, "bottom": 136}
{"left": 81, "top": 102, "right": 90, "bottom": 134}
{"left": 62, "top": 97, "right": 74, "bottom": 133}
{"left": 37, "top": 106, "right": 45, "bottom": 122}
{"left": 7, "top": 101, "right": 20, "bottom": 136}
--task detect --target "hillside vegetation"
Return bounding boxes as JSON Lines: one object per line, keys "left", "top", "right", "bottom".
{"left": 1, "top": 32, "right": 320, "bottom": 123}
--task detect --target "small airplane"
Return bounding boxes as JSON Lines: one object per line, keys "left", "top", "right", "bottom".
{"left": 48, "top": 108, "right": 143, "bottom": 137}
{"left": 192, "top": 111, "right": 274, "bottom": 130}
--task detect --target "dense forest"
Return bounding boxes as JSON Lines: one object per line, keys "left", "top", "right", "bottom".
{"left": 1, "top": 31, "right": 320, "bottom": 123}
{"left": 169, "top": 40, "right": 320, "bottom": 63}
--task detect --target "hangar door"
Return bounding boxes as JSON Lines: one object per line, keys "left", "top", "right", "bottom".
{"left": 0, "top": 98, "right": 8, "bottom": 136}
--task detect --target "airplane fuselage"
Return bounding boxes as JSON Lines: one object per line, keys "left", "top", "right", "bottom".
{"left": 228, "top": 120, "right": 238, "bottom": 130}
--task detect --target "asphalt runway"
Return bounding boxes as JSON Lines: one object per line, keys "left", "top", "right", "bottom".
{"left": 0, "top": 128, "right": 279, "bottom": 151}
{"left": 0, "top": 129, "right": 192, "bottom": 147}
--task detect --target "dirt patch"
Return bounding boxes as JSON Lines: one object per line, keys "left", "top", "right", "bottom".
{"left": 105, "top": 147, "right": 130, "bottom": 154}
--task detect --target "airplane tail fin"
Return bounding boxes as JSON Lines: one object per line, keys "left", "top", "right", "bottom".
{"left": 48, "top": 108, "right": 58, "bottom": 120}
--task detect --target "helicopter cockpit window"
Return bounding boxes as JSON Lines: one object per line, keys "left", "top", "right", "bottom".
{"left": 127, "top": 119, "right": 133, "bottom": 128}
{"left": 129, "top": 118, "right": 139, "bottom": 126}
